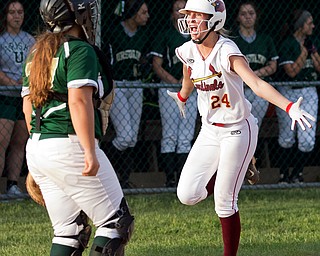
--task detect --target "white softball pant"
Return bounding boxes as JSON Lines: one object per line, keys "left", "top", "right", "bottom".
{"left": 26, "top": 134, "right": 124, "bottom": 248}
{"left": 110, "top": 86, "right": 143, "bottom": 151}
{"left": 177, "top": 114, "right": 258, "bottom": 218}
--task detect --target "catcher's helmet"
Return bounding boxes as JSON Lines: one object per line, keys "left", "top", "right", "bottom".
{"left": 39, "top": 0, "right": 98, "bottom": 44}
{"left": 177, "top": 0, "right": 226, "bottom": 34}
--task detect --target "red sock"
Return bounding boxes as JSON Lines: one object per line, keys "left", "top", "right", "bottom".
{"left": 219, "top": 211, "right": 241, "bottom": 256}
{"left": 205, "top": 173, "right": 216, "bottom": 197}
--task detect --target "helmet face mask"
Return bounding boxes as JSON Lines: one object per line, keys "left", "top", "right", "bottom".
{"left": 177, "top": 0, "right": 226, "bottom": 34}
{"left": 178, "top": 17, "right": 211, "bottom": 35}
{"left": 71, "top": 0, "right": 98, "bottom": 44}
{"left": 39, "top": 0, "right": 99, "bottom": 44}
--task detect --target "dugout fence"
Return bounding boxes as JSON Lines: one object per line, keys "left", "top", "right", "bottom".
{"left": 1, "top": 81, "right": 320, "bottom": 195}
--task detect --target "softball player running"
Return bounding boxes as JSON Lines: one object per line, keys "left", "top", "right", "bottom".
{"left": 22, "top": 0, "right": 133, "bottom": 255}
{"left": 168, "top": 0, "right": 315, "bottom": 255}
{"left": 276, "top": 9, "right": 320, "bottom": 183}
{"left": 151, "top": 0, "right": 198, "bottom": 187}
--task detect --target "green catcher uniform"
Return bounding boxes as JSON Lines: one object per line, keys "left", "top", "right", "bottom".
{"left": 22, "top": 39, "right": 126, "bottom": 249}
{"left": 276, "top": 35, "right": 319, "bottom": 152}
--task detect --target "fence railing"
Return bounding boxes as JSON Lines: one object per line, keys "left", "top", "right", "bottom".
{"left": 1, "top": 81, "right": 320, "bottom": 194}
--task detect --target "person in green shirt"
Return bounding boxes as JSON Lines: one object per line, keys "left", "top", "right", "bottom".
{"left": 151, "top": 0, "right": 198, "bottom": 187}
{"left": 276, "top": 9, "right": 320, "bottom": 183}
{"left": 233, "top": 1, "right": 278, "bottom": 128}
{"left": 22, "top": 0, "right": 134, "bottom": 255}
{"left": 103, "top": 0, "right": 150, "bottom": 188}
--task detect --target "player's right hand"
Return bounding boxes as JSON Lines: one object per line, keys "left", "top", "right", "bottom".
{"left": 287, "top": 97, "right": 316, "bottom": 131}
{"left": 83, "top": 151, "right": 100, "bottom": 176}
{"left": 167, "top": 90, "right": 187, "bottom": 118}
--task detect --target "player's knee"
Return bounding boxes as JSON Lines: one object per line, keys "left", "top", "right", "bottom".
{"left": 120, "top": 136, "right": 137, "bottom": 149}
{"left": 52, "top": 211, "right": 92, "bottom": 253}
{"left": 278, "top": 138, "right": 295, "bottom": 149}
{"left": 177, "top": 186, "right": 201, "bottom": 206}
{"left": 298, "top": 143, "right": 314, "bottom": 153}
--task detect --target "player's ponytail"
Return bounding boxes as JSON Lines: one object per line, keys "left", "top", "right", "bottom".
{"left": 28, "top": 32, "right": 64, "bottom": 108}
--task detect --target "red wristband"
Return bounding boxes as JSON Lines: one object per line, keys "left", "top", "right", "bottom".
{"left": 177, "top": 92, "right": 188, "bottom": 102}
{"left": 286, "top": 102, "right": 293, "bottom": 113}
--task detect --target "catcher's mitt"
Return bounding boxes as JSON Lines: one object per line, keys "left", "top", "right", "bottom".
{"left": 245, "top": 156, "right": 260, "bottom": 185}
{"left": 98, "top": 84, "right": 115, "bottom": 136}
{"left": 26, "top": 173, "right": 45, "bottom": 207}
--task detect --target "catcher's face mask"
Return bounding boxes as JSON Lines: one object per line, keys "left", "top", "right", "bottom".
{"left": 71, "top": 0, "right": 99, "bottom": 45}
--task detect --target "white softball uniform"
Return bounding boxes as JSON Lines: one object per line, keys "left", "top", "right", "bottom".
{"left": 175, "top": 36, "right": 258, "bottom": 218}
{"left": 26, "top": 134, "right": 124, "bottom": 247}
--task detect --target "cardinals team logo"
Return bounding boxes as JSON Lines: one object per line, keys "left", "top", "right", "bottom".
{"left": 191, "top": 64, "right": 222, "bottom": 83}
{"left": 208, "top": 0, "right": 225, "bottom": 13}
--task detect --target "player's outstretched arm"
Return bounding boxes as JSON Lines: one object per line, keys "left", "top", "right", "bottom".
{"left": 230, "top": 55, "right": 316, "bottom": 131}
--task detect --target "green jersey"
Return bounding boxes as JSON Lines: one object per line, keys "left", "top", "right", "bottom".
{"left": 22, "top": 39, "right": 108, "bottom": 139}
{"left": 278, "top": 35, "right": 318, "bottom": 81}
{"left": 151, "top": 24, "right": 189, "bottom": 80}
{"left": 233, "top": 32, "right": 278, "bottom": 81}
{"left": 107, "top": 22, "right": 150, "bottom": 81}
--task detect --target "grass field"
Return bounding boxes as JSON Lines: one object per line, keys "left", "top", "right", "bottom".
{"left": 1, "top": 188, "right": 320, "bottom": 256}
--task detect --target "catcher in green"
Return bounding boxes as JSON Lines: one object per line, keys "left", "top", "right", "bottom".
{"left": 22, "top": 0, "right": 133, "bottom": 255}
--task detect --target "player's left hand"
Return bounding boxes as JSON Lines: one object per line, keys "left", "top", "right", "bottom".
{"left": 167, "top": 90, "right": 187, "bottom": 118}
{"left": 287, "top": 97, "right": 316, "bottom": 131}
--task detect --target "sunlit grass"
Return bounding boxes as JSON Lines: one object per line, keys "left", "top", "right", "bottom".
{"left": 1, "top": 188, "right": 319, "bottom": 256}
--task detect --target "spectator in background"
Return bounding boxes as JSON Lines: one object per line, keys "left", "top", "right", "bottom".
{"left": 276, "top": 9, "right": 320, "bottom": 183}
{"left": 151, "top": 0, "right": 197, "bottom": 187}
{"left": 233, "top": 2, "right": 278, "bottom": 169}
{"left": 233, "top": 1, "right": 278, "bottom": 128}
{"left": 0, "top": 0, "right": 34, "bottom": 197}
{"left": 103, "top": 0, "right": 150, "bottom": 188}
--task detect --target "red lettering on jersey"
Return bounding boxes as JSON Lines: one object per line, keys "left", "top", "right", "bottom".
{"left": 194, "top": 79, "right": 224, "bottom": 91}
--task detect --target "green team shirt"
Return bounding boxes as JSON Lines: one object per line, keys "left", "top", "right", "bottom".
{"left": 233, "top": 32, "right": 278, "bottom": 82}
{"left": 151, "top": 24, "right": 190, "bottom": 80}
{"left": 106, "top": 22, "right": 150, "bottom": 80}
{"left": 278, "top": 35, "right": 318, "bottom": 81}
{"left": 22, "top": 39, "right": 107, "bottom": 139}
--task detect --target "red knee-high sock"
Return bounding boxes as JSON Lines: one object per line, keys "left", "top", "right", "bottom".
{"left": 205, "top": 173, "right": 217, "bottom": 197}
{"left": 219, "top": 211, "right": 241, "bottom": 256}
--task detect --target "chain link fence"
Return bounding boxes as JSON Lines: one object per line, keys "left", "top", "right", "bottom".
{"left": 1, "top": 0, "right": 320, "bottom": 195}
